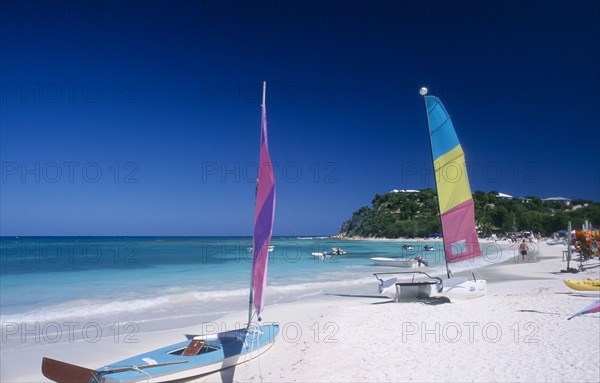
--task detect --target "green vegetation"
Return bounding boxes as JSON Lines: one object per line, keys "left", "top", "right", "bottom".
{"left": 338, "top": 190, "right": 600, "bottom": 238}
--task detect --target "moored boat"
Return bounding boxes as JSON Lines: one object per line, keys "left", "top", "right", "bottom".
{"left": 329, "top": 247, "right": 346, "bottom": 255}
{"left": 370, "top": 257, "right": 418, "bottom": 268}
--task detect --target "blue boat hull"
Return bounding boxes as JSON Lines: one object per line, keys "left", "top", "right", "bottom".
{"left": 41, "top": 324, "right": 279, "bottom": 383}
{"left": 99, "top": 324, "right": 279, "bottom": 383}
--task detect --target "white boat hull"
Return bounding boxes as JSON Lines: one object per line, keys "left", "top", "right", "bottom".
{"left": 375, "top": 274, "right": 486, "bottom": 302}
{"left": 371, "top": 257, "right": 417, "bottom": 268}
{"left": 379, "top": 277, "right": 441, "bottom": 301}
{"left": 439, "top": 277, "right": 487, "bottom": 300}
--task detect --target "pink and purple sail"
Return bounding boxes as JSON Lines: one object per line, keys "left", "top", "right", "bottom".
{"left": 568, "top": 299, "right": 600, "bottom": 320}
{"left": 424, "top": 95, "right": 482, "bottom": 263}
{"left": 251, "top": 82, "right": 276, "bottom": 317}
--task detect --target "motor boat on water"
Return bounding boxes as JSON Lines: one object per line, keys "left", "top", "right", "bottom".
{"left": 311, "top": 252, "right": 330, "bottom": 259}
{"left": 370, "top": 257, "right": 417, "bottom": 268}
{"left": 329, "top": 247, "right": 346, "bottom": 255}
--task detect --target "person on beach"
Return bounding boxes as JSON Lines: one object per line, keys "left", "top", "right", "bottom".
{"left": 414, "top": 255, "right": 428, "bottom": 267}
{"left": 519, "top": 239, "right": 528, "bottom": 262}
{"left": 415, "top": 255, "right": 423, "bottom": 267}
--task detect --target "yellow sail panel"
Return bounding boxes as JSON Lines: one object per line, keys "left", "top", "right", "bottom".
{"left": 434, "top": 144, "right": 472, "bottom": 214}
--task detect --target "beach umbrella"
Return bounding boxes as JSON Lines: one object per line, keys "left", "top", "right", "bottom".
{"left": 568, "top": 300, "right": 600, "bottom": 320}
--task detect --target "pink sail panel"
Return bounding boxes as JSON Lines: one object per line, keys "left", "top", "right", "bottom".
{"left": 440, "top": 199, "right": 482, "bottom": 263}
{"left": 252, "top": 85, "right": 276, "bottom": 317}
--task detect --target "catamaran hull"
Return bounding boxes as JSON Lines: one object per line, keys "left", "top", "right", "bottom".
{"left": 377, "top": 273, "right": 442, "bottom": 302}
{"left": 376, "top": 275, "right": 485, "bottom": 302}
{"left": 380, "top": 279, "right": 440, "bottom": 301}
{"left": 440, "top": 278, "right": 487, "bottom": 300}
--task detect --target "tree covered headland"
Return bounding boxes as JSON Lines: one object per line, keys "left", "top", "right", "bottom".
{"left": 338, "top": 189, "right": 600, "bottom": 238}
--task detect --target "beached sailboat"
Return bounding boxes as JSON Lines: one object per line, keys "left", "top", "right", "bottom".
{"left": 376, "top": 88, "right": 487, "bottom": 301}
{"left": 41, "top": 82, "right": 280, "bottom": 383}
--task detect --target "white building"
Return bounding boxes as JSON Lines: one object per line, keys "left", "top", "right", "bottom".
{"left": 542, "top": 197, "right": 572, "bottom": 205}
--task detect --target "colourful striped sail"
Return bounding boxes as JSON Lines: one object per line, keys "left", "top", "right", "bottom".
{"left": 425, "top": 95, "right": 481, "bottom": 263}
{"left": 252, "top": 81, "right": 276, "bottom": 317}
{"left": 568, "top": 299, "right": 600, "bottom": 320}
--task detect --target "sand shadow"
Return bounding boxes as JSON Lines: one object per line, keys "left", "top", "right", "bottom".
{"left": 369, "top": 296, "right": 451, "bottom": 305}
{"left": 219, "top": 365, "right": 236, "bottom": 383}
{"left": 423, "top": 296, "right": 451, "bottom": 305}
{"left": 517, "top": 309, "right": 562, "bottom": 316}
{"left": 580, "top": 263, "right": 600, "bottom": 271}
{"left": 325, "top": 293, "right": 388, "bottom": 300}
{"left": 371, "top": 300, "right": 397, "bottom": 305}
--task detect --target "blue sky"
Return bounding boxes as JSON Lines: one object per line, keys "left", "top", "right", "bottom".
{"left": 1, "top": 0, "right": 598, "bottom": 236}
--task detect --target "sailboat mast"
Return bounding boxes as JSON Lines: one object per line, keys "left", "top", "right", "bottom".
{"left": 247, "top": 265, "right": 255, "bottom": 327}
{"left": 247, "top": 81, "right": 267, "bottom": 326}
{"left": 420, "top": 87, "right": 451, "bottom": 279}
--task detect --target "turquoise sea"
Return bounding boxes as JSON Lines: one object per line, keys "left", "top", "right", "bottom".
{"left": 0, "top": 236, "right": 509, "bottom": 348}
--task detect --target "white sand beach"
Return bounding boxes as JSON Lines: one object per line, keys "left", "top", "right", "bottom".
{"left": 2, "top": 243, "right": 599, "bottom": 382}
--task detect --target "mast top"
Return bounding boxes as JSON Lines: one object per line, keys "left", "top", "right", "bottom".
{"left": 419, "top": 87, "right": 428, "bottom": 96}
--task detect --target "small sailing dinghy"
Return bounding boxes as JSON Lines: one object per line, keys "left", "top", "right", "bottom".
{"left": 376, "top": 88, "right": 487, "bottom": 301}
{"left": 41, "top": 82, "right": 280, "bottom": 383}
{"left": 370, "top": 257, "right": 418, "bottom": 268}
{"left": 311, "top": 252, "right": 330, "bottom": 259}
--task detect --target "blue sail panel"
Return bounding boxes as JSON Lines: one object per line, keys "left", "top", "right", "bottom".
{"left": 426, "top": 96, "right": 460, "bottom": 160}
